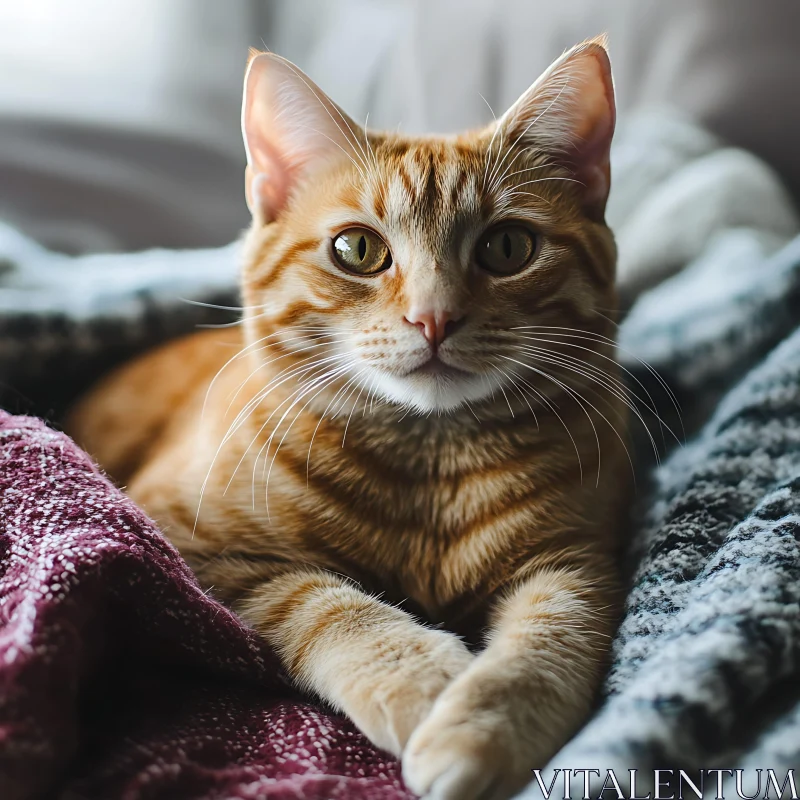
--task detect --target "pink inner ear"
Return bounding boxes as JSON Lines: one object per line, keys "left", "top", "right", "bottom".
{"left": 567, "top": 49, "right": 616, "bottom": 218}
{"left": 242, "top": 52, "right": 366, "bottom": 224}
{"left": 499, "top": 41, "right": 616, "bottom": 220}
{"left": 573, "top": 121, "right": 613, "bottom": 217}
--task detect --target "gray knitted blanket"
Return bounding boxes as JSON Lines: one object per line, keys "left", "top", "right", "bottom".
{"left": 538, "top": 235, "right": 800, "bottom": 795}
{"left": 1, "top": 113, "right": 799, "bottom": 795}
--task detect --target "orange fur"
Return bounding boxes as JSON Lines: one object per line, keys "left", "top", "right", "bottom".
{"left": 67, "top": 39, "right": 629, "bottom": 800}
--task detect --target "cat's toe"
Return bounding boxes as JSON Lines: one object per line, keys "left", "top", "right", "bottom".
{"left": 401, "top": 701, "right": 529, "bottom": 800}
{"left": 403, "top": 736, "right": 516, "bottom": 800}
{"left": 417, "top": 762, "right": 503, "bottom": 800}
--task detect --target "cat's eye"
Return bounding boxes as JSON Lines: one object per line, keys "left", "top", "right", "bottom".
{"left": 331, "top": 228, "right": 392, "bottom": 275}
{"left": 475, "top": 224, "right": 538, "bottom": 275}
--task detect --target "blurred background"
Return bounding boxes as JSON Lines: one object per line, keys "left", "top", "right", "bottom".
{"left": 2, "top": 0, "right": 800, "bottom": 255}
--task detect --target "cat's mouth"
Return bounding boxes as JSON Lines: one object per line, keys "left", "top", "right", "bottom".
{"left": 408, "top": 356, "right": 471, "bottom": 379}
{"left": 373, "top": 354, "right": 492, "bottom": 412}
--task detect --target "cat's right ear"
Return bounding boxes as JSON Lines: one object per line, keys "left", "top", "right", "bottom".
{"left": 242, "top": 50, "right": 367, "bottom": 223}
{"left": 491, "top": 37, "right": 616, "bottom": 220}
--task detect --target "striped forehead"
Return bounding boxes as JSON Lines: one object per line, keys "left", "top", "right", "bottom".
{"left": 364, "top": 141, "right": 484, "bottom": 237}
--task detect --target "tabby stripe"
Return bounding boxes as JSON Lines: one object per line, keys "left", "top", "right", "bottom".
{"left": 398, "top": 164, "right": 416, "bottom": 202}
{"left": 287, "top": 587, "right": 384, "bottom": 677}
{"left": 258, "top": 572, "right": 330, "bottom": 632}
{"left": 372, "top": 178, "right": 388, "bottom": 221}
{"left": 450, "top": 169, "right": 469, "bottom": 207}
{"left": 253, "top": 238, "right": 320, "bottom": 291}
{"left": 453, "top": 458, "right": 592, "bottom": 546}
{"left": 420, "top": 150, "right": 439, "bottom": 216}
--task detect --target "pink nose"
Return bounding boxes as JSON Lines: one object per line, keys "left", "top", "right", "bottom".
{"left": 404, "top": 308, "right": 465, "bottom": 347}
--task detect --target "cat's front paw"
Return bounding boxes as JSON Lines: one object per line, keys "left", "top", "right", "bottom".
{"left": 341, "top": 628, "right": 474, "bottom": 758}
{"left": 402, "top": 669, "right": 542, "bottom": 800}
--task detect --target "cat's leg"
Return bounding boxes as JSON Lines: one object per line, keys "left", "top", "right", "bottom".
{"left": 402, "top": 566, "right": 616, "bottom": 800}
{"left": 238, "top": 568, "right": 475, "bottom": 757}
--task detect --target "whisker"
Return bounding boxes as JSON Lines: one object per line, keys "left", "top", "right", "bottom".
{"left": 194, "top": 329, "right": 351, "bottom": 497}
{"left": 305, "top": 367, "right": 370, "bottom": 484}
{"left": 492, "top": 368, "right": 516, "bottom": 417}
{"left": 501, "top": 354, "right": 608, "bottom": 487}
{"left": 224, "top": 331, "right": 356, "bottom": 415}
{"left": 493, "top": 188, "right": 553, "bottom": 208}
{"left": 180, "top": 298, "right": 258, "bottom": 313}
{"left": 495, "top": 365, "right": 583, "bottom": 482}
{"left": 287, "top": 122, "right": 369, "bottom": 184}
{"left": 500, "top": 365, "right": 539, "bottom": 430}
{"left": 261, "top": 362, "right": 362, "bottom": 516}
{"left": 193, "top": 348, "right": 353, "bottom": 534}
{"left": 491, "top": 158, "right": 559, "bottom": 185}
{"left": 196, "top": 319, "right": 247, "bottom": 330}
{"left": 515, "top": 348, "right": 668, "bottom": 463}
{"left": 362, "top": 370, "right": 380, "bottom": 418}
{"left": 201, "top": 326, "right": 358, "bottom": 421}
{"left": 463, "top": 398, "right": 482, "bottom": 424}
{"left": 223, "top": 350, "right": 348, "bottom": 441}
{"left": 516, "top": 346, "right": 656, "bottom": 467}
{"left": 225, "top": 353, "right": 354, "bottom": 495}
{"left": 510, "top": 325, "right": 684, "bottom": 441}
{"left": 340, "top": 370, "right": 370, "bottom": 447}
{"left": 513, "top": 332, "right": 662, "bottom": 419}
{"left": 515, "top": 176, "right": 584, "bottom": 189}
{"left": 250, "top": 357, "right": 354, "bottom": 484}
{"left": 363, "top": 112, "right": 379, "bottom": 174}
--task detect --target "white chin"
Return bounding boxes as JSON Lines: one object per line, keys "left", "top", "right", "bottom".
{"left": 368, "top": 368, "right": 496, "bottom": 413}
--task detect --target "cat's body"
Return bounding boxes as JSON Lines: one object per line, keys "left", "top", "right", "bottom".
{"left": 70, "top": 324, "right": 624, "bottom": 635}
{"left": 68, "top": 39, "right": 629, "bottom": 800}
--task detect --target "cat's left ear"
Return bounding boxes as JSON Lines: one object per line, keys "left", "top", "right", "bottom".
{"left": 494, "top": 36, "right": 616, "bottom": 219}
{"left": 242, "top": 50, "right": 367, "bottom": 223}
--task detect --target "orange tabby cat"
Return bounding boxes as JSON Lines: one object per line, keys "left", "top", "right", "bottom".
{"left": 67, "top": 38, "right": 628, "bottom": 800}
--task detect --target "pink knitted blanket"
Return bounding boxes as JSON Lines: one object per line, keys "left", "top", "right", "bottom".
{"left": 0, "top": 411, "right": 412, "bottom": 800}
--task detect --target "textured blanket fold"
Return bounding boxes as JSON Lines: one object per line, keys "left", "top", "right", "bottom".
{"left": 1, "top": 112, "right": 800, "bottom": 799}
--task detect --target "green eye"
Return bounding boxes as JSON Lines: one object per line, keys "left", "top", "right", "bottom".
{"left": 332, "top": 228, "right": 392, "bottom": 275}
{"left": 476, "top": 224, "right": 538, "bottom": 275}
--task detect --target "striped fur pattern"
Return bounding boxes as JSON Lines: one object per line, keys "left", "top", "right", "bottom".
{"left": 67, "top": 39, "right": 629, "bottom": 800}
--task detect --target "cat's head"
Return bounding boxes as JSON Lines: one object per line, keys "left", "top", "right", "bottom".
{"left": 240, "top": 38, "right": 617, "bottom": 414}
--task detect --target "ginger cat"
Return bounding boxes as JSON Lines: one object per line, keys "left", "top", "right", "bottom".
{"left": 68, "top": 38, "right": 629, "bottom": 800}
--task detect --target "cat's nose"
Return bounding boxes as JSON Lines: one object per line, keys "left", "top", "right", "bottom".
{"left": 404, "top": 309, "right": 465, "bottom": 347}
